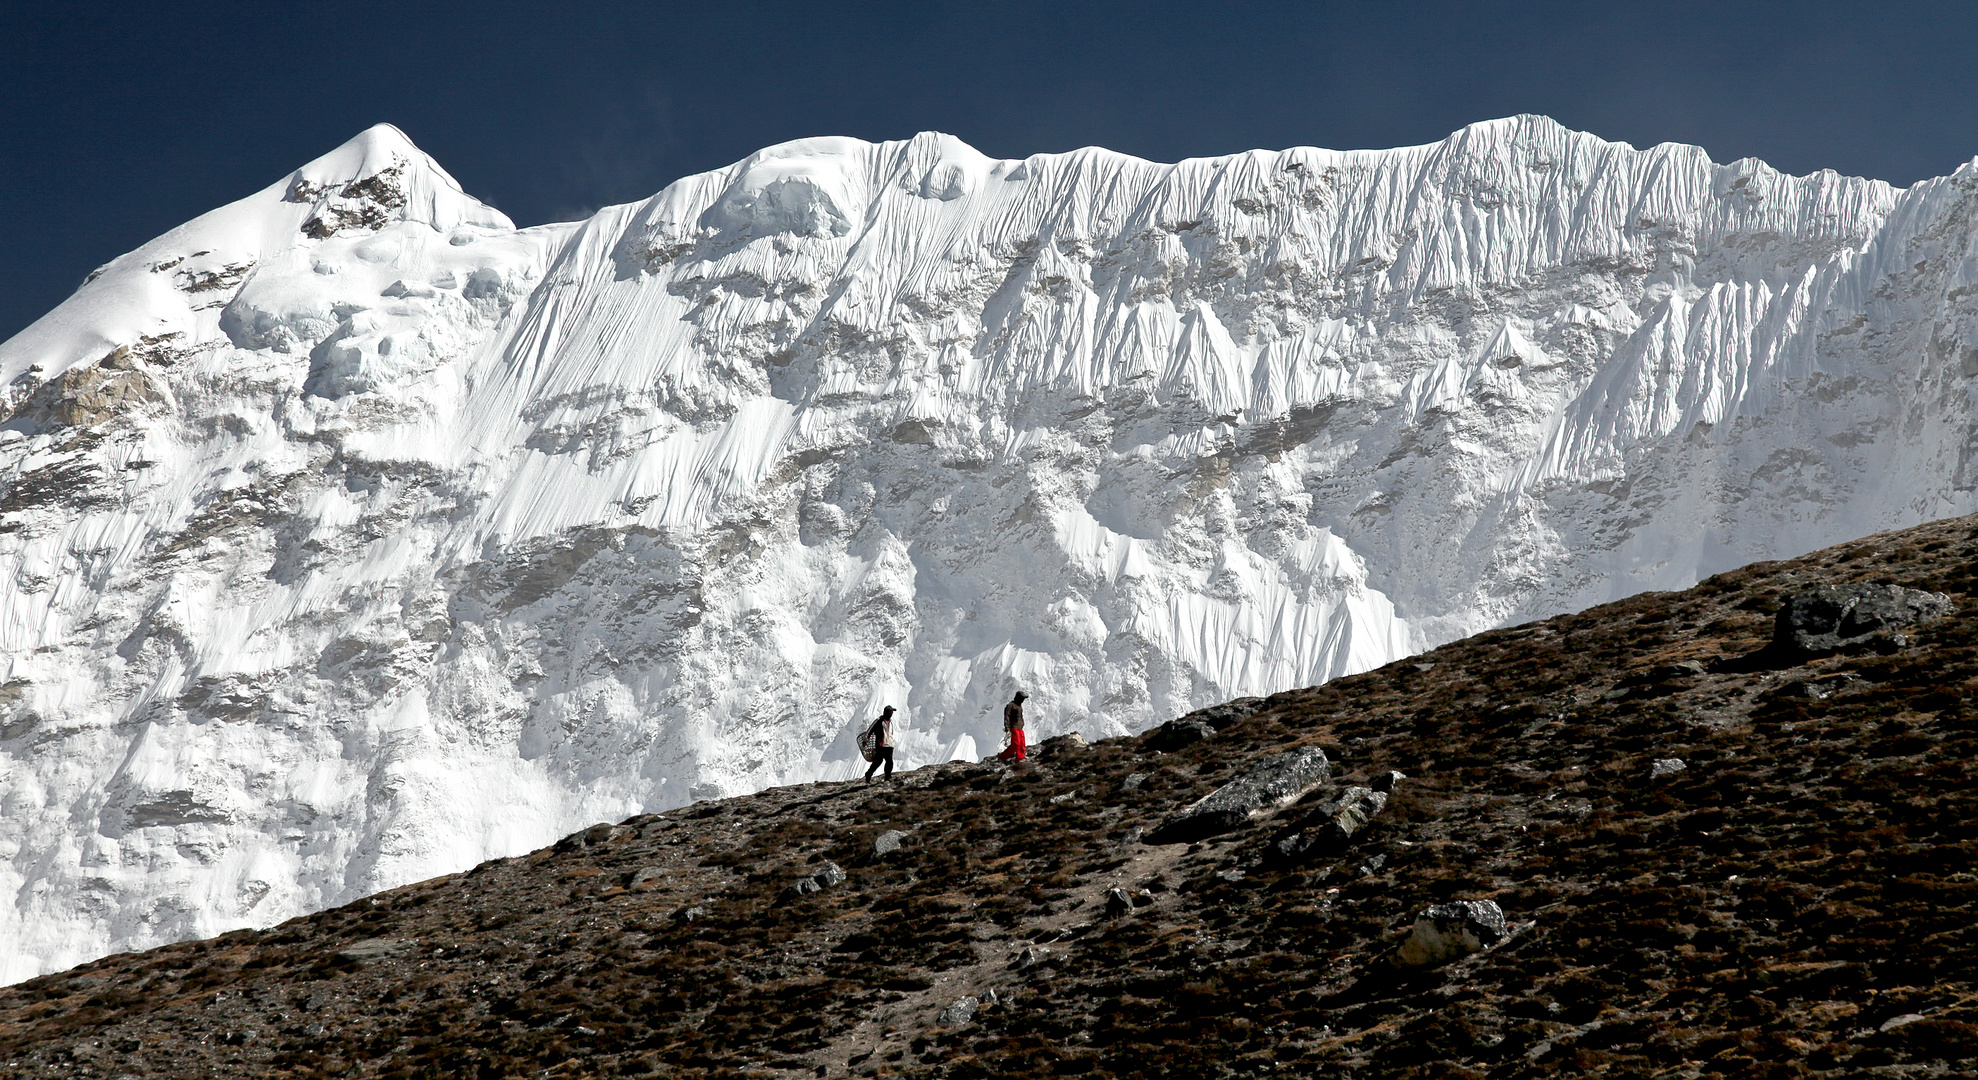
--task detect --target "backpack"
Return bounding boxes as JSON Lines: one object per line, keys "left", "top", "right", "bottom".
{"left": 857, "top": 719, "right": 883, "bottom": 762}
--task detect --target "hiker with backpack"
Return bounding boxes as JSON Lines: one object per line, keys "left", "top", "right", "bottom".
{"left": 997, "top": 690, "right": 1028, "bottom": 761}
{"left": 862, "top": 706, "right": 897, "bottom": 782}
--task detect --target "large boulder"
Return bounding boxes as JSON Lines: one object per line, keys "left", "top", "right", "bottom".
{"left": 1146, "top": 717, "right": 1216, "bottom": 751}
{"left": 1396, "top": 899, "right": 1508, "bottom": 967}
{"left": 1773, "top": 584, "right": 1953, "bottom": 655}
{"left": 1147, "top": 747, "right": 1331, "bottom": 844}
{"left": 1146, "top": 698, "right": 1270, "bottom": 751}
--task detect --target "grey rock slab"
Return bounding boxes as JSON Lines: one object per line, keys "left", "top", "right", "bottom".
{"left": 1774, "top": 584, "right": 1953, "bottom": 655}
{"left": 872, "top": 829, "right": 908, "bottom": 858}
{"left": 336, "top": 937, "right": 414, "bottom": 963}
{"left": 1397, "top": 899, "right": 1508, "bottom": 967}
{"left": 1147, "top": 746, "right": 1332, "bottom": 844}
{"left": 811, "top": 860, "right": 845, "bottom": 888}
{"left": 1271, "top": 785, "right": 1388, "bottom": 864}
{"left": 1880, "top": 1012, "right": 1927, "bottom": 1033}
{"left": 1649, "top": 758, "right": 1687, "bottom": 779}
{"left": 628, "top": 866, "right": 665, "bottom": 889}
{"left": 937, "top": 997, "right": 978, "bottom": 1025}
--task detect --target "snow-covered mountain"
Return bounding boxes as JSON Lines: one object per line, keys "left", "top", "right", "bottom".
{"left": 4, "top": 116, "right": 1975, "bottom": 980}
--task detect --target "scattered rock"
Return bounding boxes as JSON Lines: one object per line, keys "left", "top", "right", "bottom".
{"left": 1039, "top": 732, "right": 1089, "bottom": 756}
{"left": 1048, "top": 790, "right": 1081, "bottom": 805}
{"left": 1782, "top": 673, "right": 1862, "bottom": 700}
{"left": 628, "top": 867, "right": 665, "bottom": 889}
{"left": 1773, "top": 584, "right": 1953, "bottom": 656}
{"left": 786, "top": 861, "right": 844, "bottom": 897}
{"left": 937, "top": 997, "right": 978, "bottom": 1026}
{"left": 1880, "top": 1012, "right": 1927, "bottom": 1033}
{"left": 1147, "top": 717, "right": 1216, "bottom": 751}
{"left": 1147, "top": 747, "right": 1332, "bottom": 844}
{"left": 1605, "top": 660, "right": 1708, "bottom": 700}
{"left": 336, "top": 938, "right": 413, "bottom": 964}
{"left": 1015, "top": 946, "right": 1051, "bottom": 969}
{"left": 555, "top": 822, "right": 629, "bottom": 853}
{"left": 1359, "top": 853, "right": 1387, "bottom": 876}
{"left": 1271, "top": 785, "right": 1388, "bottom": 864}
{"left": 1370, "top": 770, "right": 1406, "bottom": 794}
{"left": 1187, "top": 697, "right": 1269, "bottom": 730}
{"left": 872, "top": 830, "right": 908, "bottom": 858}
{"left": 1104, "top": 886, "right": 1132, "bottom": 920}
{"left": 1649, "top": 758, "right": 1687, "bottom": 779}
{"left": 1120, "top": 773, "right": 1148, "bottom": 792}
{"left": 1132, "top": 888, "right": 1155, "bottom": 908}
{"left": 1396, "top": 900, "right": 1508, "bottom": 967}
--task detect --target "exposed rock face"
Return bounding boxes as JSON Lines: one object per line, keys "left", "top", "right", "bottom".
{"left": 1772, "top": 583, "right": 1954, "bottom": 655}
{"left": 1396, "top": 899, "right": 1508, "bottom": 967}
{"left": 1147, "top": 746, "right": 1331, "bottom": 843}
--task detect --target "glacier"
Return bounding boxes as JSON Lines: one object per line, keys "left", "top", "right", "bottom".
{"left": 4, "top": 115, "right": 1978, "bottom": 980}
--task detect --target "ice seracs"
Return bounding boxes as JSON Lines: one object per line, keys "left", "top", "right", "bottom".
{"left": 4, "top": 116, "right": 1978, "bottom": 981}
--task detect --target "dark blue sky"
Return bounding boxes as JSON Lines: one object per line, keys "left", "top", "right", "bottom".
{"left": 5, "top": 1, "right": 1977, "bottom": 341}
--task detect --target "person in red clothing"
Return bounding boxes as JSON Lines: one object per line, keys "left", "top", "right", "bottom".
{"left": 997, "top": 690, "right": 1028, "bottom": 761}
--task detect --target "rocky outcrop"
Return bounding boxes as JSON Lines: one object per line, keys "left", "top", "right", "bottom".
{"left": 1271, "top": 783, "right": 1391, "bottom": 864}
{"left": 786, "top": 860, "right": 845, "bottom": 897}
{"left": 1772, "top": 584, "right": 1953, "bottom": 655}
{"left": 1396, "top": 900, "right": 1508, "bottom": 968}
{"left": 1147, "top": 747, "right": 1331, "bottom": 844}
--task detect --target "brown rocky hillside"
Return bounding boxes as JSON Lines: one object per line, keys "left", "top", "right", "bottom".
{"left": 8, "top": 515, "right": 1978, "bottom": 1079}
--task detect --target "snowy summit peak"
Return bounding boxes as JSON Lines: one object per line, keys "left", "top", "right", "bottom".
{"left": 4, "top": 116, "right": 1978, "bottom": 983}
{"left": 280, "top": 121, "right": 511, "bottom": 235}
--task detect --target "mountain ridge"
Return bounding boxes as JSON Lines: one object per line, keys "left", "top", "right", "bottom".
{"left": 4, "top": 115, "right": 1978, "bottom": 981}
